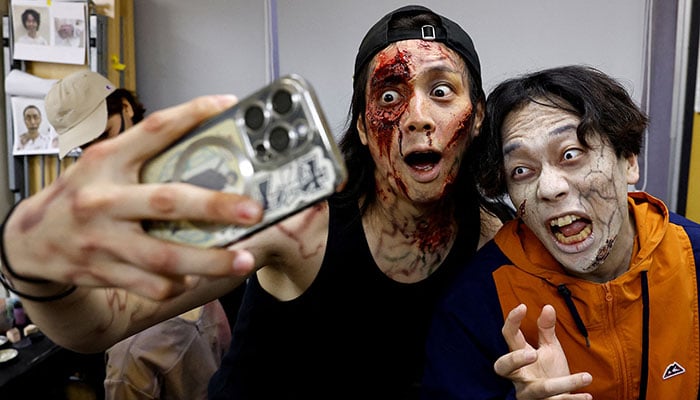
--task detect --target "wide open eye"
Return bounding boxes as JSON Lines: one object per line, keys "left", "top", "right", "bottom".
{"left": 512, "top": 166, "right": 530, "bottom": 178}
{"left": 563, "top": 148, "right": 583, "bottom": 161}
{"left": 380, "top": 90, "right": 401, "bottom": 106}
{"left": 431, "top": 84, "right": 453, "bottom": 98}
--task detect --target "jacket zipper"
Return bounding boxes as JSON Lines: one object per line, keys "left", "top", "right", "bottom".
{"left": 639, "top": 271, "right": 650, "bottom": 400}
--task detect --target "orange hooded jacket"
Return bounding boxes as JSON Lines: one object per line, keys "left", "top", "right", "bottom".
{"left": 423, "top": 192, "right": 700, "bottom": 399}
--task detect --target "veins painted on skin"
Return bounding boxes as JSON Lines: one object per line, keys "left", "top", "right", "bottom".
{"left": 580, "top": 146, "right": 623, "bottom": 203}
{"left": 373, "top": 194, "right": 455, "bottom": 279}
{"left": 104, "top": 288, "right": 129, "bottom": 312}
{"left": 96, "top": 288, "right": 153, "bottom": 334}
{"left": 575, "top": 147, "right": 627, "bottom": 236}
{"left": 274, "top": 202, "right": 326, "bottom": 259}
{"left": 570, "top": 147, "right": 626, "bottom": 273}
{"left": 92, "top": 288, "right": 129, "bottom": 334}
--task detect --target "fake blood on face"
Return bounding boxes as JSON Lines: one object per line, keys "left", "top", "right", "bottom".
{"left": 366, "top": 49, "right": 412, "bottom": 159}
{"left": 413, "top": 211, "right": 454, "bottom": 255}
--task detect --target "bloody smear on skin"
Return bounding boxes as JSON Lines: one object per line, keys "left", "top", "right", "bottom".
{"left": 366, "top": 43, "right": 462, "bottom": 253}
{"left": 412, "top": 208, "right": 454, "bottom": 256}
{"left": 448, "top": 111, "right": 473, "bottom": 150}
{"left": 366, "top": 49, "right": 413, "bottom": 198}
{"left": 590, "top": 236, "right": 616, "bottom": 269}
{"left": 366, "top": 49, "right": 412, "bottom": 159}
{"left": 516, "top": 199, "right": 526, "bottom": 219}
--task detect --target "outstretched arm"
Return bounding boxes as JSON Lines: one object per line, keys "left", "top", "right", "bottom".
{"left": 1, "top": 95, "right": 264, "bottom": 353}
{"left": 494, "top": 304, "right": 593, "bottom": 400}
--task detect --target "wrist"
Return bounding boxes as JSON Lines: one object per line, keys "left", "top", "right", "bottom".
{"left": 1, "top": 200, "right": 51, "bottom": 283}
{"left": 0, "top": 200, "right": 76, "bottom": 302}
{"left": 0, "top": 275, "right": 77, "bottom": 302}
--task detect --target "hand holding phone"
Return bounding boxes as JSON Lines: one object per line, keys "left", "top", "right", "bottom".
{"left": 140, "top": 75, "right": 347, "bottom": 247}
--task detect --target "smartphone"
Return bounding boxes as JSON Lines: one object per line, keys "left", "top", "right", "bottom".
{"left": 140, "top": 75, "right": 348, "bottom": 247}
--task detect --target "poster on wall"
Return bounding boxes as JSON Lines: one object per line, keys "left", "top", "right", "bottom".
{"left": 11, "top": 96, "right": 59, "bottom": 156}
{"left": 11, "top": 0, "right": 87, "bottom": 65}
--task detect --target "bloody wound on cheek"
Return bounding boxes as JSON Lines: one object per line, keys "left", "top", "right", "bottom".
{"left": 446, "top": 107, "right": 473, "bottom": 150}
{"left": 516, "top": 199, "right": 526, "bottom": 219}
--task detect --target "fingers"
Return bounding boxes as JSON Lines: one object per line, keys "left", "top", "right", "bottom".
{"left": 494, "top": 351, "right": 593, "bottom": 398}
{"left": 502, "top": 303, "right": 529, "bottom": 350}
{"left": 76, "top": 261, "right": 191, "bottom": 300}
{"left": 88, "top": 182, "right": 264, "bottom": 225}
{"left": 104, "top": 228, "right": 258, "bottom": 278}
{"left": 518, "top": 373, "right": 593, "bottom": 400}
{"left": 494, "top": 347, "right": 537, "bottom": 377}
{"left": 537, "top": 304, "right": 558, "bottom": 345}
{"left": 547, "top": 395, "right": 592, "bottom": 400}
{"left": 60, "top": 229, "right": 256, "bottom": 300}
{"left": 114, "top": 95, "right": 239, "bottom": 164}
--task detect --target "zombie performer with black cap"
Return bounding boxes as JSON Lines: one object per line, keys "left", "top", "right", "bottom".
{"left": 0, "top": 5, "right": 509, "bottom": 399}
{"left": 207, "top": 5, "right": 508, "bottom": 397}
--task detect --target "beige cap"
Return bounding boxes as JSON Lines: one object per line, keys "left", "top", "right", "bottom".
{"left": 45, "top": 70, "right": 116, "bottom": 158}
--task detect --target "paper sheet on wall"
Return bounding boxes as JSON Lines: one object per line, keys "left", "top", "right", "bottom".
{"left": 11, "top": 96, "right": 59, "bottom": 156}
{"left": 5, "top": 70, "right": 60, "bottom": 156}
{"left": 11, "top": 0, "right": 87, "bottom": 65}
{"left": 4, "top": 69, "right": 58, "bottom": 98}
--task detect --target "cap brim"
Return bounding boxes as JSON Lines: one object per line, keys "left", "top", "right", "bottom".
{"left": 58, "top": 100, "right": 108, "bottom": 159}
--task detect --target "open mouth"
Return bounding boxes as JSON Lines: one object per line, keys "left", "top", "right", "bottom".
{"left": 404, "top": 151, "right": 441, "bottom": 171}
{"left": 549, "top": 214, "right": 592, "bottom": 245}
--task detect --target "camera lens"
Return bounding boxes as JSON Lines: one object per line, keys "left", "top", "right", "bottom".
{"left": 269, "top": 126, "right": 291, "bottom": 153}
{"left": 271, "top": 89, "right": 294, "bottom": 115}
{"left": 254, "top": 141, "right": 271, "bottom": 162}
{"left": 244, "top": 105, "right": 265, "bottom": 131}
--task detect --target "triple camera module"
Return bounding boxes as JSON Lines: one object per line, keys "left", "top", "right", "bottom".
{"left": 242, "top": 86, "right": 311, "bottom": 164}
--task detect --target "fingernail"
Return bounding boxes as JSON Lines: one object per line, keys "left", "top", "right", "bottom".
{"left": 215, "top": 94, "right": 238, "bottom": 107}
{"left": 582, "top": 372, "right": 592, "bottom": 384}
{"left": 235, "top": 200, "right": 263, "bottom": 223}
{"left": 185, "top": 275, "right": 201, "bottom": 288}
{"left": 232, "top": 250, "right": 255, "bottom": 274}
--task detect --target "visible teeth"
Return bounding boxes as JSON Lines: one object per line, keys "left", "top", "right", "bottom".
{"left": 550, "top": 215, "right": 579, "bottom": 227}
{"left": 555, "top": 225, "right": 592, "bottom": 244}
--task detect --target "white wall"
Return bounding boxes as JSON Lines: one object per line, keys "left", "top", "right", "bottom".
{"left": 138, "top": 1, "right": 700, "bottom": 204}
{"left": 135, "top": 1, "right": 647, "bottom": 138}
{"left": 277, "top": 1, "right": 647, "bottom": 136}
{"left": 134, "top": 1, "right": 268, "bottom": 112}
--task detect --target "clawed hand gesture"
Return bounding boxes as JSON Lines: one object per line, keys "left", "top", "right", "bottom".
{"left": 494, "top": 304, "right": 594, "bottom": 400}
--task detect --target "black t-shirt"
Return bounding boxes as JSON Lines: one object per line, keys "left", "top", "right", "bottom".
{"left": 208, "top": 195, "right": 478, "bottom": 399}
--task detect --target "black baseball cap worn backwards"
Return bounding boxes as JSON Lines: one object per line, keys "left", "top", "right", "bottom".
{"left": 353, "top": 5, "right": 482, "bottom": 90}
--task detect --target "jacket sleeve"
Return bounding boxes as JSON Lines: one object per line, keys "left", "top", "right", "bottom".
{"left": 422, "top": 241, "right": 517, "bottom": 400}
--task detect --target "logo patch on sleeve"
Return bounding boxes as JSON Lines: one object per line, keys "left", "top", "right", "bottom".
{"left": 662, "top": 362, "right": 686, "bottom": 380}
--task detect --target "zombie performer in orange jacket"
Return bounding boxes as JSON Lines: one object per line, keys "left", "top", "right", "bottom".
{"left": 422, "top": 65, "right": 700, "bottom": 400}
